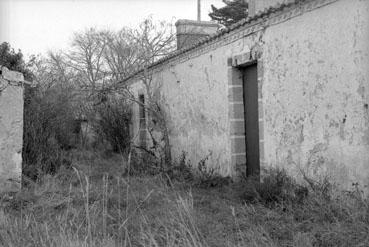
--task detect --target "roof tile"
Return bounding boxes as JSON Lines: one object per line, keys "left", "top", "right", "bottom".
{"left": 121, "top": 0, "right": 321, "bottom": 83}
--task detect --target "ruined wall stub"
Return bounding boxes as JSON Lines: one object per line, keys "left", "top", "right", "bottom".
{"left": 0, "top": 66, "right": 25, "bottom": 192}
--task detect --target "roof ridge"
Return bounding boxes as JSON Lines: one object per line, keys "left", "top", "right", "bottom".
{"left": 121, "top": 0, "right": 318, "bottom": 83}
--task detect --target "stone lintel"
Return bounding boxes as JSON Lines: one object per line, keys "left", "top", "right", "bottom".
{"left": 232, "top": 52, "right": 252, "bottom": 67}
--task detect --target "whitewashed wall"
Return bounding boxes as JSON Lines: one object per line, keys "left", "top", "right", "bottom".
{"left": 128, "top": 0, "right": 369, "bottom": 189}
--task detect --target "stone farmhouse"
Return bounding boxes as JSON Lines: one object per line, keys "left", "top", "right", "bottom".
{"left": 124, "top": 0, "right": 369, "bottom": 189}
{"left": 0, "top": 0, "right": 367, "bottom": 193}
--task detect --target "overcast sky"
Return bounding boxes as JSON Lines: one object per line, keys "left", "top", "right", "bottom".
{"left": 0, "top": 0, "right": 223, "bottom": 57}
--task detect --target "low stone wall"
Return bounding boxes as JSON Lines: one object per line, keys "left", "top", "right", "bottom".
{"left": 0, "top": 66, "right": 25, "bottom": 192}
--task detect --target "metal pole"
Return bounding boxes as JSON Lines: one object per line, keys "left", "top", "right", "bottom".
{"left": 197, "top": 0, "right": 201, "bottom": 21}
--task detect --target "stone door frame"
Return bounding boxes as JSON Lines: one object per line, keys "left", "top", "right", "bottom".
{"left": 227, "top": 52, "right": 265, "bottom": 178}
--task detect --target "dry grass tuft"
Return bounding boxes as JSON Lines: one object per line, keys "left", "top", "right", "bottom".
{"left": 1, "top": 152, "right": 368, "bottom": 246}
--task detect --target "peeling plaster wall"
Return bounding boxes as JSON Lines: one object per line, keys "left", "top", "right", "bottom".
{"left": 129, "top": 33, "right": 261, "bottom": 176}
{"left": 0, "top": 73, "right": 24, "bottom": 192}
{"left": 129, "top": 0, "right": 369, "bottom": 188}
{"left": 262, "top": 0, "right": 369, "bottom": 188}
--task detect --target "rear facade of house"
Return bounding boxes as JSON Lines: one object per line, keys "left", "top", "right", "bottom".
{"left": 127, "top": 0, "right": 369, "bottom": 189}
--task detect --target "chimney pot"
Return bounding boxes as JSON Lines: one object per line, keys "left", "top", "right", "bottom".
{"left": 175, "top": 20, "right": 219, "bottom": 50}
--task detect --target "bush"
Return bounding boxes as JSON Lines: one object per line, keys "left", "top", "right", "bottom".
{"left": 23, "top": 85, "right": 76, "bottom": 180}
{"left": 0, "top": 42, "right": 34, "bottom": 81}
{"left": 194, "top": 152, "right": 232, "bottom": 188}
{"left": 93, "top": 98, "right": 132, "bottom": 153}
{"left": 170, "top": 151, "right": 194, "bottom": 183}
{"left": 1, "top": 42, "right": 76, "bottom": 181}
{"left": 123, "top": 150, "right": 195, "bottom": 184}
{"left": 125, "top": 149, "right": 161, "bottom": 176}
{"left": 241, "top": 168, "right": 308, "bottom": 207}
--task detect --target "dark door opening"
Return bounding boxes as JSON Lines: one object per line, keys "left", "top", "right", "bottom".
{"left": 242, "top": 64, "right": 260, "bottom": 178}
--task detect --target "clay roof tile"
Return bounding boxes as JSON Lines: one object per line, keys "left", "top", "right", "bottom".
{"left": 121, "top": 0, "right": 323, "bottom": 83}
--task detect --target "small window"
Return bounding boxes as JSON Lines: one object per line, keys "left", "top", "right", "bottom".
{"left": 138, "top": 94, "right": 146, "bottom": 147}
{"left": 139, "top": 94, "right": 146, "bottom": 128}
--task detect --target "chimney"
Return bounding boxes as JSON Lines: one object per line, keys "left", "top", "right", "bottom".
{"left": 175, "top": 20, "right": 219, "bottom": 50}
{"left": 248, "top": 0, "right": 285, "bottom": 17}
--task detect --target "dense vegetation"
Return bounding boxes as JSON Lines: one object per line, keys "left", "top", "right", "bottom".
{"left": 1, "top": 17, "right": 175, "bottom": 181}
{"left": 1, "top": 153, "right": 368, "bottom": 247}
{"left": 0, "top": 42, "right": 34, "bottom": 81}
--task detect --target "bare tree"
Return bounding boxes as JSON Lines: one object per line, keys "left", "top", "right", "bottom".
{"left": 119, "top": 72, "right": 172, "bottom": 172}
{"left": 103, "top": 28, "right": 139, "bottom": 82}
{"left": 38, "top": 18, "right": 176, "bottom": 161}
{"left": 108, "top": 17, "right": 176, "bottom": 171}
{"left": 66, "top": 28, "right": 111, "bottom": 96}
{"left": 104, "top": 17, "right": 175, "bottom": 82}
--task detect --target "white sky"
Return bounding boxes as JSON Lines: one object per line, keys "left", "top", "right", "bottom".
{"left": 0, "top": 0, "right": 223, "bottom": 57}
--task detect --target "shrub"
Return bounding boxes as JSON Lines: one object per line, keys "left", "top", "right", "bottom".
{"left": 23, "top": 85, "right": 75, "bottom": 180}
{"left": 0, "top": 42, "right": 34, "bottom": 81}
{"left": 167, "top": 151, "right": 194, "bottom": 183}
{"left": 124, "top": 150, "right": 195, "bottom": 184}
{"left": 93, "top": 97, "right": 132, "bottom": 153}
{"left": 126, "top": 149, "right": 162, "bottom": 176}
{"left": 192, "top": 152, "right": 232, "bottom": 188}
{"left": 241, "top": 168, "right": 308, "bottom": 207}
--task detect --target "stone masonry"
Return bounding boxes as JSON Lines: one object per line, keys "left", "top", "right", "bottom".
{"left": 125, "top": 0, "right": 369, "bottom": 190}
{"left": 0, "top": 66, "right": 25, "bottom": 192}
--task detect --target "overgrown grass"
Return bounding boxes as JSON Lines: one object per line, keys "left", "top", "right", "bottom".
{"left": 1, "top": 152, "right": 369, "bottom": 247}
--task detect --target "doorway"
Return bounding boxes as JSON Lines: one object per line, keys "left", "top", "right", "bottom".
{"left": 242, "top": 64, "right": 260, "bottom": 178}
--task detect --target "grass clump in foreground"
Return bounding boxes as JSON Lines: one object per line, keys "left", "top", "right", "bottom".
{"left": 1, "top": 152, "right": 369, "bottom": 247}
